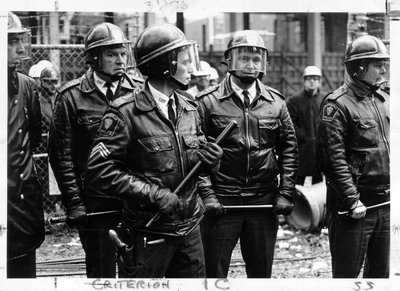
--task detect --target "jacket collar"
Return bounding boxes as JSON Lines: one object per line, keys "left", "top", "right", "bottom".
{"left": 78, "top": 68, "right": 137, "bottom": 94}
{"left": 217, "top": 74, "right": 275, "bottom": 102}
{"left": 136, "top": 81, "right": 196, "bottom": 112}
{"left": 345, "top": 75, "right": 386, "bottom": 101}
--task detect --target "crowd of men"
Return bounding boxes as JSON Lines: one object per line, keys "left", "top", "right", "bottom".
{"left": 7, "top": 11, "right": 390, "bottom": 279}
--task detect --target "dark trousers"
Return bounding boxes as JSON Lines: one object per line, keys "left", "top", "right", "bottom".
{"left": 201, "top": 207, "right": 279, "bottom": 278}
{"left": 328, "top": 205, "right": 390, "bottom": 278}
{"left": 118, "top": 225, "right": 205, "bottom": 278}
{"left": 78, "top": 215, "right": 120, "bottom": 278}
{"left": 7, "top": 251, "right": 36, "bottom": 278}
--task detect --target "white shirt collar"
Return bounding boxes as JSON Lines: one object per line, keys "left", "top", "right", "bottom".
{"left": 230, "top": 77, "right": 257, "bottom": 103}
{"left": 148, "top": 81, "right": 175, "bottom": 118}
{"left": 93, "top": 72, "right": 119, "bottom": 96}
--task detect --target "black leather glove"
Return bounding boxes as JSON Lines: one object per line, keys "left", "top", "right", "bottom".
{"left": 67, "top": 203, "right": 87, "bottom": 226}
{"left": 203, "top": 196, "right": 224, "bottom": 217}
{"left": 198, "top": 141, "right": 223, "bottom": 172}
{"left": 155, "top": 188, "right": 180, "bottom": 216}
{"left": 273, "top": 195, "right": 294, "bottom": 215}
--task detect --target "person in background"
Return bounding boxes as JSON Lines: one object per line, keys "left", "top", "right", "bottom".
{"left": 287, "top": 66, "right": 327, "bottom": 186}
{"left": 84, "top": 23, "right": 222, "bottom": 278}
{"left": 7, "top": 11, "right": 44, "bottom": 278}
{"left": 196, "top": 30, "right": 298, "bottom": 278}
{"left": 28, "top": 59, "right": 53, "bottom": 87}
{"left": 39, "top": 65, "right": 60, "bottom": 123}
{"left": 317, "top": 35, "right": 390, "bottom": 278}
{"left": 208, "top": 66, "right": 220, "bottom": 86}
{"left": 49, "top": 22, "right": 141, "bottom": 278}
{"left": 187, "top": 60, "right": 211, "bottom": 98}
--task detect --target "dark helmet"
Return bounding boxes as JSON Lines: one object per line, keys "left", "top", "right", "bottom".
{"left": 345, "top": 35, "right": 389, "bottom": 63}
{"left": 134, "top": 23, "right": 199, "bottom": 78}
{"left": 224, "top": 30, "right": 269, "bottom": 60}
{"left": 8, "top": 11, "right": 29, "bottom": 34}
{"left": 224, "top": 30, "right": 269, "bottom": 79}
{"left": 84, "top": 22, "right": 132, "bottom": 70}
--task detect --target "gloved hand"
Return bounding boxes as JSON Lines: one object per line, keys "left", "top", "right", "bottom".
{"left": 198, "top": 140, "right": 223, "bottom": 172}
{"left": 203, "top": 196, "right": 224, "bottom": 216}
{"left": 273, "top": 195, "right": 294, "bottom": 215}
{"left": 155, "top": 188, "right": 180, "bottom": 216}
{"left": 350, "top": 200, "right": 367, "bottom": 219}
{"left": 67, "top": 204, "right": 87, "bottom": 226}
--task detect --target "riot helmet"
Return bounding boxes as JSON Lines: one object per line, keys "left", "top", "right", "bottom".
{"left": 224, "top": 30, "right": 269, "bottom": 78}
{"left": 134, "top": 23, "right": 200, "bottom": 88}
{"left": 40, "top": 66, "right": 60, "bottom": 94}
{"left": 84, "top": 22, "right": 133, "bottom": 77}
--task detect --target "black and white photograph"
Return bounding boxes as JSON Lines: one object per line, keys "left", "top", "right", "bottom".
{"left": 1, "top": 0, "right": 399, "bottom": 290}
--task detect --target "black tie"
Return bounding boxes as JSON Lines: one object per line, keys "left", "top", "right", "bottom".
{"left": 242, "top": 90, "right": 250, "bottom": 108}
{"left": 105, "top": 82, "right": 114, "bottom": 101}
{"left": 168, "top": 97, "right": 176, "bottom": 124}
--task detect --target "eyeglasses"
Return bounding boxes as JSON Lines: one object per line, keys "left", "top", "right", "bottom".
{"left": 42, "top": 79, "right": 59, "bottom": 84}
{"left": 304, "top": 76, "right": 321, "bottom": 81}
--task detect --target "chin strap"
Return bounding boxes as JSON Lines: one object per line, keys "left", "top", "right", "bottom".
{"left": 166, "top": 74, "right": 189, "bottom": 90}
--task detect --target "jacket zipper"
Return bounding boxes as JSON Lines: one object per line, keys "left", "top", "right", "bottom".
{"left": 245, "top": 107, "right": 250, "bottom": 185}
{"left": 372, "top": 97, "right": 390, "bottom": 155}
{"left": 173, "top": 106, "right": 186, "bottom": 221}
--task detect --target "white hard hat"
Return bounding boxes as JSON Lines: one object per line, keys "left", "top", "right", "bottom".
{"left": 192, "top": 61, "right": 211, "bottom": 77}
{"left": 29, "top": 60, "right": 53, "bottom": 78}
{"left": 303, "top": 66, "right": 322, "bottom": 78}
{"left": 209, "top": 67, "right": 219, "bottom": 80}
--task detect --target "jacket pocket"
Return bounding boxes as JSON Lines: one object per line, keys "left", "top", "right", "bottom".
{"left": 258, "top": 118, "right": 281, "bottom": 147}
{"left": 210, "top": 115, "right": 240, "bottom": 146}
{"left": 353, "top": 118, "right": 379, "bottom": 148}
{"left": 138, "top": 136, "right": 175, "bottom": 175}
{"left": 182, "top": 134, "right": 201, "bottom": 168}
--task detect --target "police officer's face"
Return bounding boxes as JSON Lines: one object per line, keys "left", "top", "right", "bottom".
{"left": 233, "top": 51, "right": 262, "bottom": 82}
{"left": 172, "top": 48, "right": 195, "bottom": 85}
{"left": 99, "top": 46, "right": 127, "bottom": 76}
{"left": 41, "top": 78, "right": 59, "bottom": 94}
{"left": 8, "top": 33, "right": 25, "bottom": 68}
{"left": 361, "top": 60, "right": 388, "bottom": 86}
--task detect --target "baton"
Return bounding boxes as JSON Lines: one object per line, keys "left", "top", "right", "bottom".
{"left": 337, "top": 201, "right": 390, "bottom": 216}
{"left": 145, "top": 120, "right": 237, "bottom": 228}
{"left": 223, "top": 205, "right": 273, "bottom": 210}
{"left": 49, "top": 209, "right": 120, "bottom": 224}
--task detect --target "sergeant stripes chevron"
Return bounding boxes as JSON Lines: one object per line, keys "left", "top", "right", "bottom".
{"left": 90, "top": 142, "right": 110, "bottom": 159}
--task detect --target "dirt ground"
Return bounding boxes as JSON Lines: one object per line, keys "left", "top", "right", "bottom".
{"left": 36, "top": 219, "right": 332, "bottom": 278}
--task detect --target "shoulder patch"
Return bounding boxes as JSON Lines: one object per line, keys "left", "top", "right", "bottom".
{"left": 196, "top": 84, "right": 220, "bottom": 99}
{"left": 58, "top": 78, "right": 81, "bottom": 94}
{"left": 98, "top": 113, "right": 120, "bottom": 137}
{"left": 326, "top": 86, "right": 347, "bottom": 101}
{"left": 266, "top": 86, "right": 285, "bottom": 100}
{"left": 111, "top": 92, "right": 136, "bottom": 108}
{"left": 321, "top": 103, "right": 339, "bottom": 122}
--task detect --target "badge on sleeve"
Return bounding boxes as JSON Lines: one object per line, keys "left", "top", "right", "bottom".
{"left": 322, "top": 104, "right": 338, "bottom": 122}
{"left": 98, "top": 114, "right": 119, "bottom": 137}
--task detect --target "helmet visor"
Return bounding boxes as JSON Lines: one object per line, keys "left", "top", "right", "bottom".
{"left": 169, "top": 42, "right": 200, "bottom": 76}
{"left": 227, "top": 46, "right": 267, "bottom": 74}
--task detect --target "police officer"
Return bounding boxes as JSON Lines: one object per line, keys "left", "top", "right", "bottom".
{"left": 49, "top": 22, "right": 141, "bottom": 278}
{"left": 7, "top": 11, "right": 44, "bottom": 278}
{"left": 287, "top": 66, "right": 327, "bottom": 185}
{"left": 84, "top": 23, "right": 222, "bottom": 278}
{"left": 317, "top": 35, "right": 390, "bottom": 278}
{"left": 196, "top": 30, "right": 298, "bottom": 278}
{"left": 187, "top": 61, "right": 211, "bottom": 98}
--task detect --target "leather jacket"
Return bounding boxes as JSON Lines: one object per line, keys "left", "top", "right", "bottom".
{"left": 84, "top": 82, "right": 216, "bottom": 236}
{"left": 8, "top": 71, "right": 44, "bottom": 259}
{"left": 317, "top": 77, "right": 390, "bottom": 211}
{"left": 287, "top": 88, "right": 327, "bottom": 177}
{"left": 196, "top": 76, "right": 298, "bottom": 203}
{"left": 49, "top": 68, "right": 140, "bottom": 213}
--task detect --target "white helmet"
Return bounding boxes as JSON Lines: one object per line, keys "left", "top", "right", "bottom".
{"left": 303, "top": 66, "right": 322, "bottom": 78}
{"left": 192, "top": 61, "right": 211, "bottom": 77}
{"left": 29, "top": 60, "right": 53, "bottom": 78}
{"left": 209, "top": 67, "right": 219, "bottom": 80}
